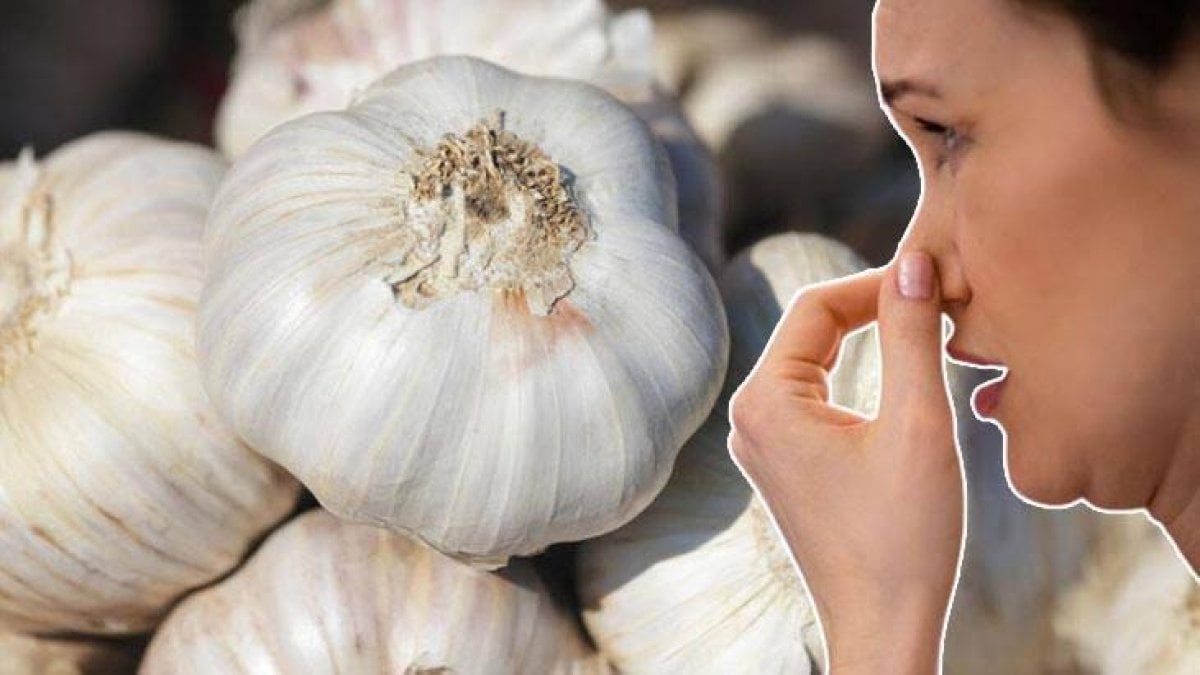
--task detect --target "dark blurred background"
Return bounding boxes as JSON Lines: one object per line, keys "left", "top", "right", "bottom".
{"left": 0, "top": 0, "right": 242, "bottom": 156}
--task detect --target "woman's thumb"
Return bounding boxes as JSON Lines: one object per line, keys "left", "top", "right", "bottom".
{"left": 877, "top": 250, "right": 952, "bottom": 425}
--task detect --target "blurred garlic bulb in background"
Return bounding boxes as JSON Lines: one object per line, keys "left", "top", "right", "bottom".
{"left": 199, "top": 56, "right": 728, "bottom": 569}
{"left": 0, "top": 133, "right": 299, "bottom": 634}
{"left": 217, "top": 0, "right": 654, "bottom": 156}
{"left": 650, "top": 8, "right": 773, "bottom": 95}
{"left": 1054, "top": 514, "right": 1200, "bottom": 675}
{"left": 0, "top": 630, "right": 141, "bottom": 675}
{"left": 142, "top": 510, "right": 612, "bottom": 674}
{"left": 218, "top": 0, "right": 724, "bottom": 273}
{"left": 682, "top": 35, "right": 889, "bottom": 251}
{"left": 577, "top": 233, "right": 879, "bottom": 673}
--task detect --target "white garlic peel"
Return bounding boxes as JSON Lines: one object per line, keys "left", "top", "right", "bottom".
{"left": 141, "top": 509, "right": 612, "bottom": 675}
{"left": 1053, "top": 515, "right": 1200, "bottom": 675}
{"left": 199, "top": 56, "right": 729, "bottom": 569}
{"left": 0, "top": 133, "right": 299, "bottom": 635}
{"left": 577, "top": 233, "right": 879, "bottom": 673}
{"left": 217, "top": 0, "right": 724, "bottom": 275}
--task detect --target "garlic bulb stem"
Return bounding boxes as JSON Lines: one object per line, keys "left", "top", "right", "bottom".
{"left": 385, "top": 115, "right": 591, "bottom": 315}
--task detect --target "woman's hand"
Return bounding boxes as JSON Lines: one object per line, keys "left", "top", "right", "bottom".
{"left": 728, "top": 251, "right": 964, "bottom": 675}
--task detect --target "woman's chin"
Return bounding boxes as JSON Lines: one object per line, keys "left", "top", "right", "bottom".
{"left": 1003, "top": 442, "right": 1082, "bottom": 507}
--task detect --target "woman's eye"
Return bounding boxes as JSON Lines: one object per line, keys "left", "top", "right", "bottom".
{"left": 914, "top": 117, "right": 961, "bottom": 151}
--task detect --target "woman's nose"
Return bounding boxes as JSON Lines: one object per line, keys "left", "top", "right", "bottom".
{"left": 894, "top": 237, "right": 971, "bottom": 308}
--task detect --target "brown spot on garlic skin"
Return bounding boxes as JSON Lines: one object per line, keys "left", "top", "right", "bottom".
{"left": 385, "top": 114, "right": 591, "bottom": 315}
{"left": 490, "top": 291, "right": 596, "bottom": 376}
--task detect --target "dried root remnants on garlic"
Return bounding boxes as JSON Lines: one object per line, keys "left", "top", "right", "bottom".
{"left": 141, "top": 510, "right": 612, "bottom": 675}
{"left": 577, "top": 233, "right": 879, "bottom": 674}
{"left": 199, "top": 56, "right": 729, "bottom": 569}
{"left": 218, "top": 0, "right": 724, "bottom": 273}
{"left": 0, "top": 133, "right": 299, "bottom": 635}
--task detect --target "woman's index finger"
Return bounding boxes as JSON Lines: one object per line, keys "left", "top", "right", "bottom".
{"left": 758, "top": 267, "right": 884, "bottom": 378}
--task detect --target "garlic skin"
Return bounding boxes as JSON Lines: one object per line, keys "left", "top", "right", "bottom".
{"left": 217, "top": 0, "right": 724, "bottom": 273}
{"left": 577, "top": 233, "right": 878, "bottom": 673}
{"left": 199, "top": 56, "right": 729, "bottom": 569}
{"left": 1054, "top": 515, "right": 1200, "bottom": 675}
{"left": 0, "top": 630, "right": 142, "bottom": 675}
{"left": 141, "top": 510, "right": 612, "bottom": 675}
{"left": 0, "top": 133, "right": 299, "bottom": 635}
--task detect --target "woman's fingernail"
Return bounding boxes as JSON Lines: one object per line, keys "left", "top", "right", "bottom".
{"left": 897, "top": 251, "right": 933, "bottom": 300}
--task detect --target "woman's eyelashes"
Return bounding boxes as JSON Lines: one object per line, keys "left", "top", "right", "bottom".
{"left": 912, "top": 116, "right": 966, "bottom": 168}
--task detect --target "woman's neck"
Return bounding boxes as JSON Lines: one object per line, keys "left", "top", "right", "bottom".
{"left": 1147, "top": 401, "right": 1200, "bottom": 578}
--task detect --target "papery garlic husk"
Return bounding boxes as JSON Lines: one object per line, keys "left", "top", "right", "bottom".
{"left": 141, "top": 509, "right": 613, "bottom": 674}
{"left": 0, "top": 629, "right": 143, "bottom": 675}
{"left": 577, "top": 233, "right": 879, "bottom": 673}
{"left": 682, "top": 35, "right": 889, "bottom": 249}
{"left": 198, "top": 55, "right": 729, "bottom": 569}
{"left": 1053, "top": 514, "right": 1200, "bottom": 675}
{"left": 217, "top": 0, "right": 725, "bottom": 273}
{"left": 0, "top": 133, "right": 299, "bottom": 634}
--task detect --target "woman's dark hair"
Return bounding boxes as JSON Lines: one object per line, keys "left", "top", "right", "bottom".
{"left": 1015, "top": 0, "right": 1198, "bottom": 121}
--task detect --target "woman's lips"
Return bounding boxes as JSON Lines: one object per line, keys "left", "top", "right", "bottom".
{"left": 973, "top": 376, "right": 1007, "bottom": 417}
{"left": 946, "top": 344, "right": 1006, "bottom": 368}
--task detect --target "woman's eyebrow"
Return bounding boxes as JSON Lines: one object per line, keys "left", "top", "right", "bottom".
{"left": 879, "top": 78, "right": 944, "bottom": 107}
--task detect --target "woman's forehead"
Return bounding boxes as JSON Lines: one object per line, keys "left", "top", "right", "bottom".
{"left": 872, "top": 0, "right": 1061, "bottom": 99}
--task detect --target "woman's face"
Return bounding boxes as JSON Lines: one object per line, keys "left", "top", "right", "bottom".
{"left": 873, "top": 0, "right": 1200, "bottom": 510}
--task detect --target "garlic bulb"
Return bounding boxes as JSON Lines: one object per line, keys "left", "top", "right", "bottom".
{"left": 217, "top": 0, "right": 724, "bottom": 272}
{"left": 650, "top": 8, "right": 774, "bottom": 95}
{"left": 0, "top": 629, "right": 142, "bottom": 675}
{"left": 216, "top": 0, "right": 654, "bottom": 158}
{"left": 199, "top": 56, "right": 729, "bottom": 569}
{"left": 0, "top": 133, "right": 299, "bottom": 634}
{"left": 577, "top": 233, "right": 879, "bottom": 673}
{"left": 141, "top": 509, "right": 612, "bottom": 674}
{"left": 1054, "top": 515, "right": 1200, "bottom": 675}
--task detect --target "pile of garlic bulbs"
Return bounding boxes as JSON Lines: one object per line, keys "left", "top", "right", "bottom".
{"left": 0, "top": 0, "right": 1190, "bottom": 672}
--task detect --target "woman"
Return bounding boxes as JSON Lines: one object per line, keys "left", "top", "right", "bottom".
{"left": 728, "top": 0, "right": 1200, "bottom": 672}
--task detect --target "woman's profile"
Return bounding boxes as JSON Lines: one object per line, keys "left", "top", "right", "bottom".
{"left": 728, "top": 0, "right": 1200, "bottom": 672}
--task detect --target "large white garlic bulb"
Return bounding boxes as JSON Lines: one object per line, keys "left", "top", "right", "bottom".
{"left": 0, "top": 629, "right": 141, "bottom": 675}
{"left": 0, "top": 133, "right": 299, "bottom": 635}
{"left": 577, "top": 233, "right": 879, "bottom": 673}
{"left": 218, "top": 0, "right": 725, "bottom": 273}
{"left": 199, "top": 56, "right": 729, "bottom": 569}
{"left": 1054, "top": 515, "right": 1200, "bottom": 675}
{"left": 141, "top": 509, "right": 612, "bottom": 674}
